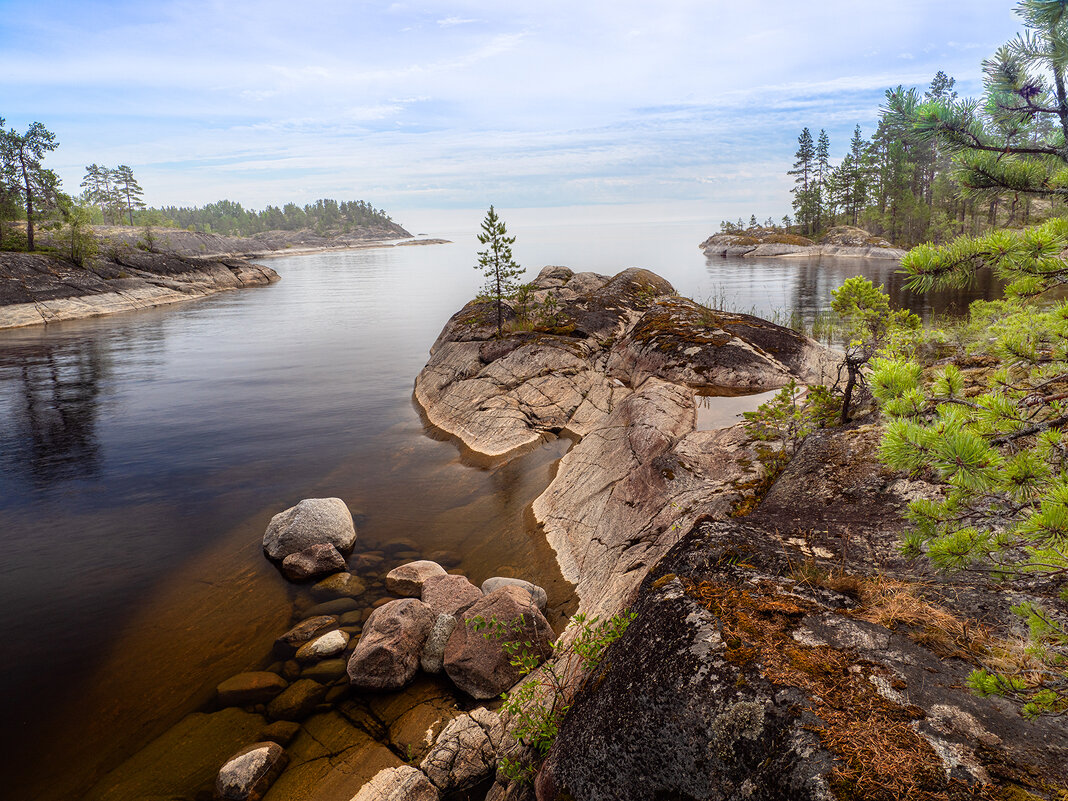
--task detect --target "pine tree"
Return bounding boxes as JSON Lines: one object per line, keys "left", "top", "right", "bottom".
{"left": 475, "top": 205, "right": 524, "bottom": 337}
{"left": 789, "top": 128, "right": 818, "bottom": 235}
{"left": 815, "top": 129, "right": 831, "bottom": 231}
{"left": 0, "top": 121, "right": 59, "bottom": 251}
{"left": 871, "top": 0, "right": 1068, "bottom": 717}
{"left": 112, "top": 165, "right": 145, "bottom": 225}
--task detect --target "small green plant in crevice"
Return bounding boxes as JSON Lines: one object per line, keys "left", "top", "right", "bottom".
{"left": 731, "top": 381, "right": 840, "bottom": 518}
{"left": 468, "top": 609, "right": 636, "bottom": 784}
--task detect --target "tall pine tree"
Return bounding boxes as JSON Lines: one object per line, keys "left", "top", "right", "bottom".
{"left": 789, "top": 127, "right": 818, "bottom": 235}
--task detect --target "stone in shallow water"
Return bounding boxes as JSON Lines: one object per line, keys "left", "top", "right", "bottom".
{"left": 216, "top": 672, "right": 289, "bottom": 707}
{"left": 258, "top": 720, "right": 301, "bottom": 747}
{"left": 262, "top": 497, "right": 356, "bottom": 562}
{"left": 274, "top": 615, "right": 338, "bottom": 657}
{"left": 480, "top": 576, "right": 548, "bottom": 610}
{"left": 266, "top": 679, "right": 327, "bottom": 721}
{"left": 304, "top": 597, "right": 360, "bottom": 617}
{"left": 420, "top": 573, "right": 482, "bottom": 617}
{"left": 385, "top": 560, "right": 447, "bottom": 597}
{"left": 215, "top": 741, "right": 287, "bottom": 801}
{"left": 310, "top": 571, "right": 367, "bottom": 600}
{"left": 295, "top": 630, "right": 349, "bottom": 663}
{"left": 347, "top": 598, "right": 436, "bottom": 690}
{"left": 280, "top": 543, "right": 347, "bottom": 581}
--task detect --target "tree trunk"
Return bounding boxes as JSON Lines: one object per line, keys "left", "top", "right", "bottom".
{"left": 840, "top": 362, "right": 858, "bottom": 425}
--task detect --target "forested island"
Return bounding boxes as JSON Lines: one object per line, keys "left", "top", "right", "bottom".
{"left": 0, "top": 123, "right": 430, "bottom": 328}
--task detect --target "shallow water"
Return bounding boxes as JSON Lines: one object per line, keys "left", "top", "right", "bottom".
{"left": 0, "top": 221, "right": 1003, "bottom": 798}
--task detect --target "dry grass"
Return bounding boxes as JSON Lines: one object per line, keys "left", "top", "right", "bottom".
{"left": 790, "top": 565, "right": 1040, "bottom": 678}
{"left": 683, "top": 578, "right": 987, "bottom": 801}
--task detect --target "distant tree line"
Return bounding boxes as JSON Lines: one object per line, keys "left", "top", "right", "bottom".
{"left": 150, "top": 198, "right": 395, "bottom": 236}
{"left": 781, "top": 70, "right": 1058, "bottom": 246}
{"left": 0, "top": 116, "right": 399, "bottom": 258}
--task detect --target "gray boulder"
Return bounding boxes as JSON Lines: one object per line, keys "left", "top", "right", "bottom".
{"left": 420, "top": 710, "right": 498, "bottom": 791}
{"left": 421, "top": 573, "right": 483, "bottom": 617}
{"left": 444, "top": 585, "right": 554, "bottom": 699}
{"left": 385, "top": 560, "right": 447, "bottom": 596}
{"left": 420, "top": 613, "right": 458, "bottom": 674}
{"left": 215, "top": 741, "right": 287, "bottom": 801}
{"left": 481, "top": 576, "right": 547, "bottom": 610}
{"left": 347, "top": 598, "right": 436, "bottom": 690}
{"left": 279, "top": 542, "right": 346, "bottom": 581}
{"left": 351, "top": 765, "right": 440, "bottom": 801}
{"left": 262, "top": 497, "right": 356, "bottom": 562}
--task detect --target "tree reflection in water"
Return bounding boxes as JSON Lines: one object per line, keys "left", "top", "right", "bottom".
{"left": 1, "top": 339, "right": 109, "bottom": 484}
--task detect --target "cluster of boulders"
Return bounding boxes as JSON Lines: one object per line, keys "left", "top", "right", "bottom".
{"left": 199, "top": 497, "right": 556, "bottom": 799}
{"left": 351, "top": 560, "right": 553, "bottom": 699}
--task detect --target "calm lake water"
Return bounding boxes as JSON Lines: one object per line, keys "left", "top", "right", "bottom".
{"left": 0, "top": 220, "right": 999, "bottom": 798}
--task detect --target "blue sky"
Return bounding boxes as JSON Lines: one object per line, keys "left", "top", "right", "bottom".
{"left": 0, "top": 1, "right": 1023, "bottom": 230}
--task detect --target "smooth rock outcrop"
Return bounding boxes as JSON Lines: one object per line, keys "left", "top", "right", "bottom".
{"left": 216, "top": 672, "right": 289, "bottom": 707}
{"left": 420, "top": 573, "right": 483, "bottom": 617}
{"left": 347, "top": 598, "right": 436, "bottom": 690}
{"left": 280, "top": 543, "right": 347, "bottom": 581}
{"left": 351, "top": 765, "right": 440, "bottom": 801}
{"left": 444, "top": 586, "right": 554, "bottom": 699}
{"left": 481, "top": 577, "right": 548, "bottom": 610}
{"left": 385, "top": 560, "right": 447, "bottom": 597}
{"left": 215, "top": 741, "right": 287, "bottom": 801}
{"left": 262, "top": 498, "right": 356, "bottom": 562}
{"left": 699, "top": 226, "right": 905, "bottom": 260}
{"left": 420, "top": 613, "right": 458, "bottom": 674}
{"left": 0, "top": 250, "right": 280, "bottom": 330}
{"left": 420, "top": 710, "right": 499, "bottom": 791}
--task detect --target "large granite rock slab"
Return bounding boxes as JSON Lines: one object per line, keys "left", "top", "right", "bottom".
{"left": 0, "top": 251, "right": 279, "bottom": 330}
{"left": 262, "top": 498, "right": 356, "bottom": 562}
{"left": 420, "top": 710, "right": 499, "bottom": 791}
{"left": 535, "top": 520, "right": 1068, "bottom": 800}
{"left": 216, "top": 672, "right": 289, "bottom": 707}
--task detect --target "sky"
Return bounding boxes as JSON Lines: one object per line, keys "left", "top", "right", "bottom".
{"left": 0, "top": 1, "right": 1025, "bottom": 232}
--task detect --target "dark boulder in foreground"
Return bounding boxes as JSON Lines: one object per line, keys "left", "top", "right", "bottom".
{"left": 535, "top": 519, "right": 1068, "bottom": 800}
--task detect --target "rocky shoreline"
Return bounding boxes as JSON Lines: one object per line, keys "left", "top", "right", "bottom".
{"left": 0, "top": 250, "right": 281, "bottom": 329}
{"left": 408, "top": 265, "right": 1068, "bottom": 800}
{"left": 62, "top": 263, "right": 1068, "bottom": 801}
{"left": 0, "top": 225, "right": 449, "bottom": 330}
{"left": 700, "top": 224, "right": 908, "bottom": 261}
